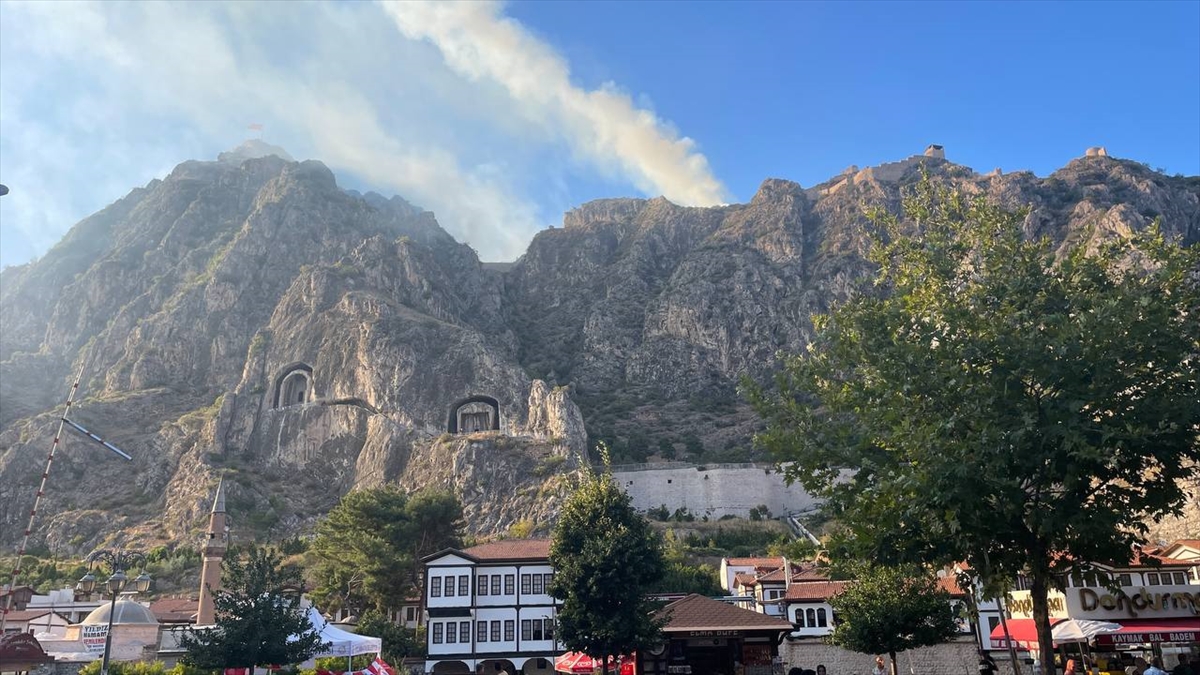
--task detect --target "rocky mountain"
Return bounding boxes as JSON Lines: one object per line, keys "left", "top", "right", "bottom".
{"left": 1, "top": 142, "right": 1197, "bottom": 553}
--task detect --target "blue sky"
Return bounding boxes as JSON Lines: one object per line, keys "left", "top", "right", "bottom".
{"left": 1, "top": 1, "right": 1197, "bottom": 268}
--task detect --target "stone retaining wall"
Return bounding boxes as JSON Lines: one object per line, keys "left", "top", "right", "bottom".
{"left": 781, "top": 637, "right": 982, "bottom": 675}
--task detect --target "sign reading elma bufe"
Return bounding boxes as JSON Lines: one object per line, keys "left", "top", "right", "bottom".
{"left": 1007, "top": 585, "right": 1200, "bottom": 621}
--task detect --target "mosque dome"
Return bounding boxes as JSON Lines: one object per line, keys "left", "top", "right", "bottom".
{"left": 81, "top": 599, "right": 159, "bottom": 626}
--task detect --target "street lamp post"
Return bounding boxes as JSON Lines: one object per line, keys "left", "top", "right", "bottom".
{"left": 76, "top": 549, "right": 152, "bottom": 675}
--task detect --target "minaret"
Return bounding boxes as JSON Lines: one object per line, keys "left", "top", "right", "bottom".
{"left": 196, "top": 479, "right": 227, "bottom": 625}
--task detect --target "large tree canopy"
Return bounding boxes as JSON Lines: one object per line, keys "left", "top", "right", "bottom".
{"left": 828, "top": 564, "right": 961, "bottom": 675}
{"left": 748, "top": 178, "right": 1200, "bottom": 675}
{"left": 309, "top": 487, "right": 463, "bottom": 615}
{"left": 181, "top": 546, "right": 327, "bottom": 669}
{"left": 550, "top": 450, "right": 666, "bottom": 672}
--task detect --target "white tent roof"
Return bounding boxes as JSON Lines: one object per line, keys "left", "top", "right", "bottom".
{"left": 306, "top": 608, "right": 382, "bottom": 657}
{"left": 1051, "top": 619, "right": 1123, "bottom": 644}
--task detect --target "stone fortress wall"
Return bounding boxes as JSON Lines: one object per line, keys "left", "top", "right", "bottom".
{"left": 611, "top": 463, "right": 819, "bottom": 519}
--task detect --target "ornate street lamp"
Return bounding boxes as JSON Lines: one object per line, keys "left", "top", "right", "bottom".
{"left": 77, "top": 549, "right": 151, "bottom": 675}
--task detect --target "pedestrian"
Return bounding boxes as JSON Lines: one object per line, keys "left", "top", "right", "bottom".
{"left": 1146, "top": 658, "right": 1168, "bottom": 675}
{"left": 979, "top": 650, "right": 999, "bottom": 675}
{"left": 1172, "top": 655, "right": 1194, "bottom": 675}
{"left": 1127, "top": 657, "right": 1149, "bottom": 675}
{"left": 873, "top": 656, "right": 888, "bottom": 675}
{"left": 818, "top": 665, "right": 827, "bottom": 675}
{"left": 1066, "top": 659, "right": 1079, "bottom": 674}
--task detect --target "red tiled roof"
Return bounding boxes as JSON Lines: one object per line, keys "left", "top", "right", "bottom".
{"left": 783, "top": 581, "right": 849, "bottom": 602}
{"left": 734, "top": 573, "right": 758, "bottom": 587}
{"left": 149, "top": 597, "right": 198, "bottom": 623}
{"left": 937, "top": 576, "right": 967, "bottom": 597}
{"left": 1172, "top": 540, "right": 1200, "bottom": 549}
{"left": 725, "top": 557, "right": 784, "bottom": 568}
{"left": 656, "top": 594, "right": 795, "bottom": 632}
{"left": 461, "top": 539, "right": 552, "bottom": 561}
{"left": 758, "top": 562, "right": 826, "bottom": 583}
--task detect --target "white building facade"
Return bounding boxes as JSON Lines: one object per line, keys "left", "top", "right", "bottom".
{"left": 423, "top": 539, "right": 559, "bottom": 675}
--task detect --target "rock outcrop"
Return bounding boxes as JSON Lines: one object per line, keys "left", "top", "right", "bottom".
{"left": 1, "top": 145, "right": 1196, "bottom": 552}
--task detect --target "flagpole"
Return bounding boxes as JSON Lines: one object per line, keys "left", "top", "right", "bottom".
{"left": 1, "top": 356, "right": 89, "bottom": 634}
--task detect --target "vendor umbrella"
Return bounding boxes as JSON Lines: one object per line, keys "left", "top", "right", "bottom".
{"left": 1051, "top": 619, "right": 1123, "bottom": 643}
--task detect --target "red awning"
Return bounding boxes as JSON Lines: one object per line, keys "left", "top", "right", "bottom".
{"left": 555, "top": 652, "right": 636, "bottom": 675}
{"left": 989, "top": 619, "right": 1066, "bottom": 649}
{"left": 1094, "top": 618, "right": 1200, "bottom": 645}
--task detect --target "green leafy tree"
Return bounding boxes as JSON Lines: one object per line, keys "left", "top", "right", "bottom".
{"left": 766, "top": 536, "right": 818, "bottom": 563}
{"left": 550, "top": 446, "right": 667, "bottom": 673}
{"left": 748, "top": 178, "right": 1200, "bottom": 675}
{"left": 180, "top": 547, "right": 327, "bottom": 669}
{"left": 828, "top": 564, "right": 961, "bottom": 675}
{"left": 356, "top": 610, "right": 423, "bottom": 664}
{"left": 310, "top": 487, "right": 463, "bottom": 615}
{"left": 653, "top": 531, "right": 722, "bottom": 596}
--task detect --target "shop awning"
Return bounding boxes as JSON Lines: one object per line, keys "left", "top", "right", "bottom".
{"left": 990, "top": 619, "right": 1065, "bottom": 649}
{"left": 554, "top": 651, "right": 635, "bottom": 675}
{"left": 1094, "top": 618, "right": 1200, "bottom": 645}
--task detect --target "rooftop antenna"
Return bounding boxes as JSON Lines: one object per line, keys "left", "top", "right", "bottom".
{"left": 0, "top": 351, "right": 133, "bottom": 634}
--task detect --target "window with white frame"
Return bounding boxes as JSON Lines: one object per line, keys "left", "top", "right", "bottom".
{"left": 521, "top": 574, "right": 532, "bottom": 594}
{"left": 477, "top": 621, "right": 487, "bottom": 641}
{"left": 446, "top": 622, "right": 457, "bottom": 644}
{"left": 432, "top": 623, "right": 443, "bottom": 643}
{"left": 504, "top": 620, "right": 515, "bottom": 642}
{"left": 532, "top": 573, "right": 544, "bottom": 594}
{"left": 460, "top": 621, "right": 470, "bottom": 642}
{"left": 504, "top": 575, "right": 515, "bottom": 595}
{"left": 458, "top": 575, "right": 469, "bottom": 596}
{"left": 491, "top": 620, "right": 501, "bottom": 642}
{"left": 478, "top": 574, "right": 489, "bottom": 596}
{"left": 405, "top": 606, "right": 415, "bottom": 622}
{"left": 544, "top": 572, "right": 553, "bottom": 590}
{"left": 1148, "top": 573, "right": 1160, "bottom": 585}
{"left": 817, "top": 608, "right": 828, "bottom": 627}
{"left": 444, "top": 576, "right": 455, "bottom": 597}
{"left": 431, "top": 577, "right": 442, "bottom": 597}
{"left": 491, "top": 575, "right": 501, "bottom": 595}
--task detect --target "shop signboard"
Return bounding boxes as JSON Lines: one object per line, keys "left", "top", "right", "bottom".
{"left": 1096, "top": 629, "right": 1199, "bottom": 645}
{"left": 81, "top": 624, "right": 108, "bottom": 653}
{"left": 1007, "top": 585, "right": 1200, "bottom": 621}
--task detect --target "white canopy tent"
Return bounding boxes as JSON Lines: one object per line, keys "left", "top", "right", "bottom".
{"left": 305, "top": 608, "right": 382, "bottom": 658}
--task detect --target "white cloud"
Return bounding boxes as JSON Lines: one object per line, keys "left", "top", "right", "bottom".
{"left": 380, "top": 0, "right": 730, "bottom": 207}
{"left": 0, "top": 0, "right": 726, "bottom": 268}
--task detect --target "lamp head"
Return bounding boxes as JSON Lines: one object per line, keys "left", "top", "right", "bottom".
{"left": 77, "top": 571, "right": 97, "bottom": 594}
{"left": 133, "top": 572, "right": 152, "bottom": 593}
{"left": 107, "top": 569, "right": 128, "bottom": 594}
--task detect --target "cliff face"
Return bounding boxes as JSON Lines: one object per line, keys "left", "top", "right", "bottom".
{"left": 1, "top": 144, "right": 1197, "bottom": 552}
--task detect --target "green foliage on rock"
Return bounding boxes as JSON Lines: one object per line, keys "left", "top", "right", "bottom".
{"left": 651, "top": 530, "right": 722, "bottom": 596}
{"left": 827, "top": 564, "right": 960, "bottom": 675}
{"left": 550, "top": 446, "right": 666, "bottom": 669}
{"left": 748, "top": 177, "right": 1200, "bottom": 675}
{"left": 309, "top": 487, "right": 463, "bottom": 616}
{"left": 180, "top": 547, "right": 327, "bottom": 669}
